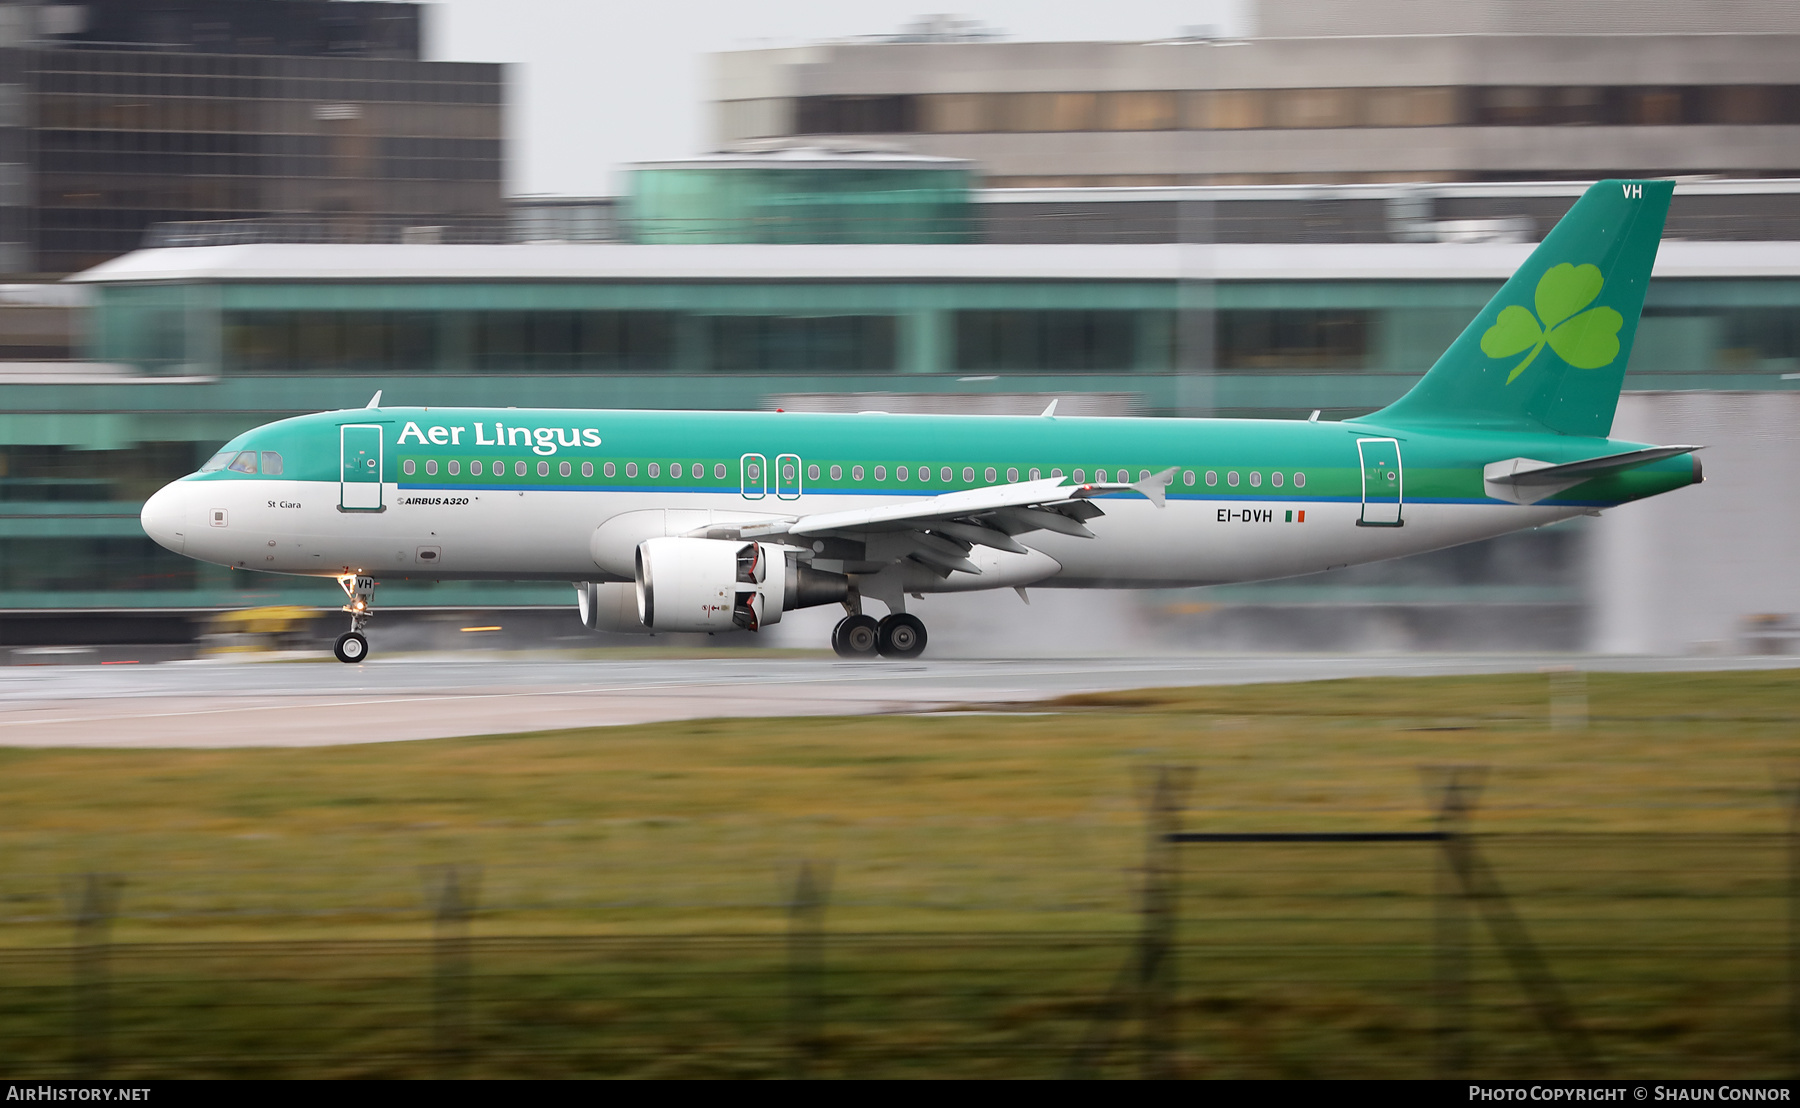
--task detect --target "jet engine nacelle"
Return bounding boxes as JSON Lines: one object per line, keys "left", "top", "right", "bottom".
{"left": 634, "top": 537, "right": 848, "bottom": 633}
{"left": 573, "top": 580, "right": 654, "bottom": 634}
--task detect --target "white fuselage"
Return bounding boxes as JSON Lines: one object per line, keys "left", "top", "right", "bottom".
{"left": 152, "top": 477, "right": 1579, "bottom": 592}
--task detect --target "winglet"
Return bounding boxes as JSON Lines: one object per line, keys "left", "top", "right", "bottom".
{"left": 1131, "top": 467, "right": 1176, "bottom": 508}
{"left": 365, "top": 390, "right": 383, "bottom": 409}
{"left": 1039, "top": 398, "right": 1058, "bottom": 418}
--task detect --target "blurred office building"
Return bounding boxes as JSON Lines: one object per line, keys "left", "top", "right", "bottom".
{"left": 0, "top": 0, "right": 502, "bottom": 280}
{"left": 714, "top": 0, "right": 1800, "bottom": 187}
{"left": 0, "top": 0, "right": 1796, "bottom": 657}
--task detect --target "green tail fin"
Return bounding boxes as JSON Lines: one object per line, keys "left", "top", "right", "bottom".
{"left": 1363, "top": 179, "right": 1672, "bottom": 438}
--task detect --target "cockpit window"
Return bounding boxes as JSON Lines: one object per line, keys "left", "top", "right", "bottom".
{"left": 200, "top": 450, "right": 235, "bottom": 472}
{"left": 227, "top": 450, "right": 258, "bottom": 474}
{"left": 260, "top": 451, "right": 283, "bottom": 476}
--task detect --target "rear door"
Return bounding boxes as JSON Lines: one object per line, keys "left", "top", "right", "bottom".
{"left": 340, "top": 424, "right": 384, "bottom": 511}
{"left": 1356, "top": 437, "right": 1402, "bottom": 527}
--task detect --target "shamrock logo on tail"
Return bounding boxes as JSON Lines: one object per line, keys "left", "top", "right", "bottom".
{"left": 1480, "top": 263, "right": 1624, "bottom": 384}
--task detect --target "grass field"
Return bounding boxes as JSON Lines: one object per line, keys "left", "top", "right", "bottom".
{"left": 0, "top": 667, "right": 1795, "bottom": 1076}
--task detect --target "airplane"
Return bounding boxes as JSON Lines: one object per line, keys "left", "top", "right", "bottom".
{"left": 139, "top": 179, "right": 1699, "bottom": 663}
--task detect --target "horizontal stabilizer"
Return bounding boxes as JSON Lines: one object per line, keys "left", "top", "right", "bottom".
{"left": 1483, "top": 445, "right": 1700, "bottom": 504}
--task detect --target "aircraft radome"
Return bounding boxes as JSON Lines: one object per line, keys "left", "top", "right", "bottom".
{"left": 140, "top": 179, "right": 1700, "bottom": 663}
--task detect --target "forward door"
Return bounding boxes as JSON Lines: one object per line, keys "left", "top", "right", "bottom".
{"left": 340, "top": 424, "right": 384, "bottom": 511}
{"left": 1356, "top": 437, "right": 1402, "bottom": 527}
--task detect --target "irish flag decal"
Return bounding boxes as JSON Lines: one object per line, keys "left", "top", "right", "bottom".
{"left": 1285, "top": 510, "right": 1307, "bottom": 523}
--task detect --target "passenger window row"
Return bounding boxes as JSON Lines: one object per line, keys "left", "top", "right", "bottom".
{"left": 394, "top": 457, "right": 1308, "bottom": 491}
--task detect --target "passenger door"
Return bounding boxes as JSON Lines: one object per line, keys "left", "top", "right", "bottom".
{"left": 1356, "top": 437, "right": 1402, "bottom": 527}
{"left": 340, "top": 424, "right": 384, "bottom": 511}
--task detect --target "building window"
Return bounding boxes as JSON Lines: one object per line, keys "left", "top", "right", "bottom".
{"left": 706, "top": 315, "right": 897, "bottom": 372}
{"left": 1363, "top": 87, "right": 1462, "bottom": 127}
{"left": 954, "top": 310, "right": 1152, "bottom": 372}
{"left": 1099, "top": 91, "right": 1177, "bottom": 131}
{"left": 795, "top": 94, "right": 919, "bottom": 134}
{"left": 1218, "top": 310, "right": 1370, "bottom": 370}
{"left": 1183, "top": 89, "right": 1266, "bottom": 130}
{"left": 919, "top": 93, "right": 990, "bottom": 132}
{"left": 1268, "top": 88, "right": 1363, "bottom": 129}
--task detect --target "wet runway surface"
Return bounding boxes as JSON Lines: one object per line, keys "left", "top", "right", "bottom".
{"left": 0, "top": 653, "right": 1793, "bottom": 748}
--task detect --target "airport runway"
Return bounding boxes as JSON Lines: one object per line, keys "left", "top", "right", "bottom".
{"left": 0, "top": 653, "right": 1794, "bottom": 748}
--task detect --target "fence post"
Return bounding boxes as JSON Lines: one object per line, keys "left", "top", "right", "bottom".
{"left": 62, "top": 874, "right": 122, "bottom": 1079}
{"left": 1429, "top": 768, "right": 1481, "bottom": 1079}
{"left": 1789, "top": 781, "right": 1800, "bottom": 1080}
{"left": 1140, "top": 765, "right": 1192, "bottom": 1079}
{"left": 788, "top": 860, "right": 831, "bottom": 1079}
{"left": 423, "top": 863, "right": 479, "bottom": 1076}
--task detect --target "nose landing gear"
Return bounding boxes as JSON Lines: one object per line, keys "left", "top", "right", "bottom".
{"left": 334, "top": 573, "right": 376, "bottom": 664}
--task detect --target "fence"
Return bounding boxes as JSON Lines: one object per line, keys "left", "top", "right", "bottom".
{"left": 0, "top": 776, "right": 1795, "bottom": 1078}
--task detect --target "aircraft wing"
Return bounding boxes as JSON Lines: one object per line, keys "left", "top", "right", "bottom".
{"left": 706, "top": 469, "right": 1174, "bottom": 577}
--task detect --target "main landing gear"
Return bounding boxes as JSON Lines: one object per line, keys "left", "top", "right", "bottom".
{"left": 334, "top": 574, "right": 376, "bottom": 664}
{"left": 831, "top": 611, "right": 927, "bottom": 660}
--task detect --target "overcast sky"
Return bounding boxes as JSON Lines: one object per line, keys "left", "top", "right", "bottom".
{"left": 427, "top": 1, "right": 1250, "bottom": 196}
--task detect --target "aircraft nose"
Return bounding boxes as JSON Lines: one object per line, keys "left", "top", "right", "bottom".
{"left": 140, "top": 482, "right": 187, "bottom": 554}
